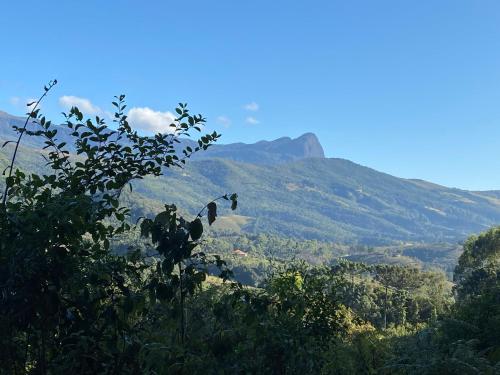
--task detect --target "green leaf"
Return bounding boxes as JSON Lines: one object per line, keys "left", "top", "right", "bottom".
{"left": 154, "top": 211, "right": 171, "bottom": 227}
{"left": 230, "top": 193, "right": 238, "bottom": 210}
{"left": 140, "top": 219, "right": 154, "bottom": 237}
{"left": 189, "top": 218, "right": 203, "bottom": 241}
{"left": 207, "top": 202, "right": 217, "bottom": 225}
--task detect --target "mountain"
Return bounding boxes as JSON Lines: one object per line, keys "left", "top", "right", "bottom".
{"left": 134, "top": 157, "right": 500, "bottom": 244}
{"left": 191, "top": 132, "right": 325, "bottom": 164}
{"left": 0, "top": 112, "right": 324, "bottom": 164}
{"left": 1, "top": 110, "right": 500, "bottom": 245}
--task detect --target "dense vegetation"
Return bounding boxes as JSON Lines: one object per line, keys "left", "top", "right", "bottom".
{"left": 0, "top": 87, "right": 498, "bottom": 374}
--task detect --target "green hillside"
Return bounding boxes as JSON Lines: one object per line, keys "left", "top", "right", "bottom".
{"left": 132, "top": 157, "right": 500, "bottom": 244}
{"left": 2, "top": 111, "right": 500, "bottom": 245}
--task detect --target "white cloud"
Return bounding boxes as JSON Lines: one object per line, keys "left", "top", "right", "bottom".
{"left": 245, "top": 116, "right": 260, "bottom": 125}
{"left": 9, "top": 97, "right": 40, "bottom": 109}
{"left": 59, "top": 95, "right": 102, "bottom": 115}
{"left": 216, "top": 115, "right": 231, "bottom": 128}
{"left": 127, "top": 107, "right": 177, "bottom": 134}
{"left": 9, "top": 97, "right": 20, "bottom": 106}
{"left": 244, "top": 102, "right": 259, "bottom": 111}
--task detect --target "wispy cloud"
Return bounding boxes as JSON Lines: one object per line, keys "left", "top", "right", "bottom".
{"left": 127, "top": 107, "right": 177, "bottom": 134}
{"left": 216, "top": 115, "right": 232, "bottom": 128}
{"left": 59, "top": 95, "right": 102, "bottom": 115}
{"left": 9, "top": 96, "right": 41, "bottom": 110}
{"left": 243, "top": 102, "right": 259, "bottom": 111}
{"left": 245, "top": 116, "right": 260, "bottom": 125}
{"left": 9, "top": 97, "right": 20, "bottom": 106}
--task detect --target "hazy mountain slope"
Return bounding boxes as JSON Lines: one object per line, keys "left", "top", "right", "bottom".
{"left": 132, "top": 157, "right": 500, "bottom": 244}
{"left": 0, "top": 112, "right": 324, "bottom": 164}
{"left": 191, "top": 132, "right": 325, "bottom": 164}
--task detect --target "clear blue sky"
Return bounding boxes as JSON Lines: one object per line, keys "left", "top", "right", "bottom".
{"left": 1, "top": 0, "right": 500, "bottom": 190}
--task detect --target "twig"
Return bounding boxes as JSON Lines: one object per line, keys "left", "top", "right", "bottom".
{"left": 1, "top": 79, "right": 57, "bottom": 206}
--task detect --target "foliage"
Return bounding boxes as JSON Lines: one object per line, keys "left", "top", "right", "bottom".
{"left": 0, "top": 82, "right": 498, "bottom": 374}
{"left": 453, "top": 227, "right": 500, "bottom": 361}
{"left": 0, "top": 84, "right": 235, "bottom": 373}
{"left": 379, "top": 226, "right": 500, "bottom": 373}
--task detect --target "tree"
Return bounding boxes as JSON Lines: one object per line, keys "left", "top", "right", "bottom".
{"left": 0, "top": 81, "right": 236, "bottom": 373}
{"left": 453, "top": 227, "right": 500, "bottom": 355}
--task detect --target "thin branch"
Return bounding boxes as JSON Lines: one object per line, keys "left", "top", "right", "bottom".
{"left": 1, "top": 79, "right": 57, "bottom": 206}
{"left": 196, "top": 195, "right": 228, "bottom": 218}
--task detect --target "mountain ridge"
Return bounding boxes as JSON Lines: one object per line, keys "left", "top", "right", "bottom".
{"left": 191, "top": 131, "right": 324, "bottom": 164}
{"left": 0, "top": 110, "right": 325, "bottom": 164}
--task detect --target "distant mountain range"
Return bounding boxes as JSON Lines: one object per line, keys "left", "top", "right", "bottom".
{"left": 1, "top": 110, "right": 500, "bottom": 245}
{"left": 0, "top": 111, "right": 325, "bottom": 163}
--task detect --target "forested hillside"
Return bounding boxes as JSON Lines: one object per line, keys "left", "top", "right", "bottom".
{"left": 0, "top": 96, "right": 498, "bottom": 374}
{"left": 3, "top": 0, "right": 500, "bottom": 372}
{"left": 2, "top": 110, "right": 500, "bottom": 245}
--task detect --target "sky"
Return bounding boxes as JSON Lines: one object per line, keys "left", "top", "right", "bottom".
{"left": 1, "top": 0, "right": 500, "bottom": 190}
